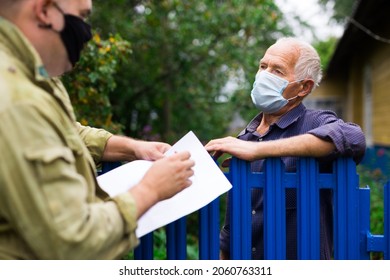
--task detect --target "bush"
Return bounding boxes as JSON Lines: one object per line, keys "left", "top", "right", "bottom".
{"left": 62, "top": 33, "right": 132, "bottom": 134}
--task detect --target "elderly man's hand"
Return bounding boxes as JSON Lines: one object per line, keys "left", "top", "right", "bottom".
{"left": 205, "top": 136, "right": 260, "bottom": 162}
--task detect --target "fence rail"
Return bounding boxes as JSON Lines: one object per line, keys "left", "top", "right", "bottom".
{"left": 102, "top": 157, "right": 389, "bottom": 260}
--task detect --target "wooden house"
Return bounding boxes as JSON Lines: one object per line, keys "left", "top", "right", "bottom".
{"left": 306, "top": 0, "right": 390, "bottom": 172}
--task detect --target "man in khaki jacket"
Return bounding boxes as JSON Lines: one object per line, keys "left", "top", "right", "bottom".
{"left": 0, "top": 0, "right": 194, "bottom": 259}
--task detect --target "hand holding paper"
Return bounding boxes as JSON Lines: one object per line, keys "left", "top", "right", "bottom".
{"left": 129, "top": 150, "right": 195, "bottom": 218}
{"left": 97, "top": 131, "right": 232, "bottom": 237}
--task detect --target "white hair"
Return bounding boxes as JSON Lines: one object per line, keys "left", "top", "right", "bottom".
{"left": 276, "top": 37, "right": 323, "bottom": 92}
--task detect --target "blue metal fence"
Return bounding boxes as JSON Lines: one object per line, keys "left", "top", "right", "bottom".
{"left": 103, "top": 157, "right": 390, "bottom": 260}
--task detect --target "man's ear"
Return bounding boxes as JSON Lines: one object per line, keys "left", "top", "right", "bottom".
{"left": 298, "top": 79, "right": 315, "bottom": 97}
{"left": 35, "top": 0, "right": 53, "bottom": 28}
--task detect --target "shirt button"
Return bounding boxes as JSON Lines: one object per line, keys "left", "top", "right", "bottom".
{"left": 252, "top": 247, "right": 256, "bottom": 252}
{"left": 252, "top": 210, "right": 256, "bottom": 215}
{"left": 258, "top": 138, "right": 262, "bottom": 141}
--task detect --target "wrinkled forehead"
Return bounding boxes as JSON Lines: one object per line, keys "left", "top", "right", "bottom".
{"left": 262, "top": 41, "right": 300, "bottom": 69}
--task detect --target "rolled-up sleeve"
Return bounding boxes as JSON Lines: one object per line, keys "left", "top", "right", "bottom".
{"left": 76, "top": 122, "right": 113, "bottom": 163}
{"left": 307, "top": 112, "right": 366, "bottom": 164}
{"left": 112, "top": 193, "right": 139, "bottom": 244}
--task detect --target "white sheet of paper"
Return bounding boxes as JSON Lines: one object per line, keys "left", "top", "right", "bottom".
{"left": 97, "top": 131, "right": 232, "bottom": 237}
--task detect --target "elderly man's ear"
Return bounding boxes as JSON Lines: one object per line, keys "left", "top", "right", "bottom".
{"left": 298, "top": 79, "right": 315, "bottom": 97}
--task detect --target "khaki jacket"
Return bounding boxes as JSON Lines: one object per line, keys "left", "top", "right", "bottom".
{"left": 0, "top": 17, "right": 138, "bottom": 259}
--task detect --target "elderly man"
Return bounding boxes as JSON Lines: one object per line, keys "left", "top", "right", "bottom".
{"left": 206, "top": 37, "right": 366, "bottom": 260}
{"left": 0, "top": 0, "right": 194, "bottom": 259}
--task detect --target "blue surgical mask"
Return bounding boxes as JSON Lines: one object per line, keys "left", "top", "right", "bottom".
{"left": 250, "top": 71, "right": 299, "bottom": 113}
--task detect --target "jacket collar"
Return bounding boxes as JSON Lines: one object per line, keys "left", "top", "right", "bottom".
{"left": 0, "top": 17, "right": 49, "bottom": 81}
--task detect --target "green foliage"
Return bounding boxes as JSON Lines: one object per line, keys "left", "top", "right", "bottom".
{"left": 90, "top": 0, "right": 292, "bottom": 143}
{"left": 358, "top": 166, "right": 386, "bottom": 235}
{"left": 62, "top": 33, "right": 132, "bottom": 134}
{"left": 122, "top": 217, "right": 200, "bottom": 260}
{"left": 358, "top": 165, "right": 386, "bottom": 260}
{"left": 318, "top": 0, "right": 357, "bottom": 24}
{"left": 312, "top": 37, "right": 338, "bottom": 71}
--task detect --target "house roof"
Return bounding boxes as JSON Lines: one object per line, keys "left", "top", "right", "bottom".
{"left": 326, "top": 0, "right": 390, "bottom": 76}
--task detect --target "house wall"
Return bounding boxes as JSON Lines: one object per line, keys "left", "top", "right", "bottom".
{"left": 320, "top": 43, "right": 390, "bottom": 146}
{"left": 306, "top": 76, "right": 347, "bottom": 119}
{"left": 370, "top": 44, "right": 390, "bottom": 146}
{"left": 317, "top": 0, "right": 390, "bottom": 173}
{"left": 347, "top": 58, "right": 364, "bottom": 128}
{"left": 347, "top": 42, "right": 390, "bottom": 146}
{"left": 312, "top": 78, "right": 344, "bottom": 98}
{"left": 348, "top": 43, "right": 390, "bottom": 174}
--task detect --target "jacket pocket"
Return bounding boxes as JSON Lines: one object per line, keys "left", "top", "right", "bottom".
{"left": 24, "top": 146, "right": 75, "bottom": 183}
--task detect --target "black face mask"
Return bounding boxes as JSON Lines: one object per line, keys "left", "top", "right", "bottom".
{"left": 40, "top": 3, "right": 92, "bottom": 67}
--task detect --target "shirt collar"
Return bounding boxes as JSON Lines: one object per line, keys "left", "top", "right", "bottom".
{"left": 238, "top": 103, "right": 307, "bottom": 136}
{"left": 276, "top": 103, "right": 306, "bottom": 129}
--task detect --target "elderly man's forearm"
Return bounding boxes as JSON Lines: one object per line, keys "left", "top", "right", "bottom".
{"left": 254, "top": 134, "right": 336, "bottom": 159}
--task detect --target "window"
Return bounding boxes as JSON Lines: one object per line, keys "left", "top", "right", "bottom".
{"left": 303, "top": 97, "right": 343, "bottom": 118}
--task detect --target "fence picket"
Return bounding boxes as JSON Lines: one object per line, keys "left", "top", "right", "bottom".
{"left": 100, "top": 157, "right": 388, "bottom": 260}
{"left": 385, "top": 182, "right": 390, "bottom": 259}
{"left": 297, "top": 158, "right": 320, "bottom": 259}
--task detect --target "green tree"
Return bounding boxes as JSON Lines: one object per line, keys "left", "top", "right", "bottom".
{"left": 310, "top": 0, "right": 355, "bottom": 73}
{"left": 88, "top": 0, "right": 292, "bottom": 143}
{"left": 318, "top": 0, "right": 357, "bottom": 24}
{"left": 313, "top": 36, "right": 338, "bottom": 71}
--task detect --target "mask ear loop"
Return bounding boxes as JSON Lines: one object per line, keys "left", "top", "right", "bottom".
{"left": 285, "top": 79, "right": 306, "bottom": 102}
{"left": 286, "top": 95, "right": 299, "bottom": 102}
{"left": 38, "top": 23, "right": 53, "bottom": 28}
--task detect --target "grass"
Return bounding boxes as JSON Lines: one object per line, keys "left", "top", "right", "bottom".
{"left": 358, "top": 165, "right": 387, "bottom": 259}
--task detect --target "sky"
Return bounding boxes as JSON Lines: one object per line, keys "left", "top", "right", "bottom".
{"left": 275, "top": 0, "right": 344, "bottom": 42}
